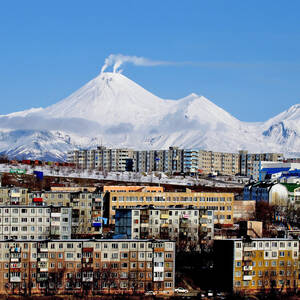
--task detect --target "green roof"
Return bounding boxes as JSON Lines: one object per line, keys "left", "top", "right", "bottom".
{"left": 281, "top": 183, "right": 300, "bottom": 192}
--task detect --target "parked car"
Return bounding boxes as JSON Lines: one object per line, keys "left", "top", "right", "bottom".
{"left": 175, "top": 287, "right": 189, "bottom": 293}
{"left": 145, "top": 290, "right": 156, "bottom": 296}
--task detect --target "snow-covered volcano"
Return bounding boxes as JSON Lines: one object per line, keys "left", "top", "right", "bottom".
{"left": 42, "top": 72, "right": 175, "bottom": 128}
{"left": 0, "top": 71, "right": 299, "bottom": 160}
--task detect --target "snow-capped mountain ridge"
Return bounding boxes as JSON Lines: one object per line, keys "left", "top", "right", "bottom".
{"left": 42, "top": 72, "right": 174, "bottom": 127}
{"left": 0, "top": 71, "right": 299, "bottom": 160}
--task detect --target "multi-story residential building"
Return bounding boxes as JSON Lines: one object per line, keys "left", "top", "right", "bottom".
{"left": 104, "top": 189, "right": 234, "bottom": 226}
{"left": 183, "top": 149, "right": 199, "bottom": 174}
{"left": 133, "top": 150, "right": 148, "bottom": 173}
{"left": 68, "top": 146, "right": 134, "bottom": 171}
{"left": 103, "top": 186, "right": 164, "bottom": 193}
{"left": 50, "top": 187, "right": 97, "bottom": 192}
{"left": 29, "top": 190, "right": 103, "bottom": 237}
{"left": 198, "top": 150, "right": 240, "bottom": 176}
{"left": 0, "top": 239, "right": 175, "bottom": 296}
{"left": 0, "top": 187, "right": 30, "bottom": 205}
{"left": 239, "top": 151, "right": 283, "bottom": 177}
{"left": 68, "top": 147, "right": 285, "bottom": 177}
{"left": 115, "top": 206, "right": 214, "bottom": 241}
{"left": 214, "top": 238, "right": 299, "bottom": 293}
{"left": 68, "top": 147, "right": 184, "bottom": 174}
{"left": 0, "top": 205, "right": 72, "bottom": 240}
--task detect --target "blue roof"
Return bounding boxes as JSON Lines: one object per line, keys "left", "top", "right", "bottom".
{"left": 261, "top": 167, "right": 290, "bottom": 174}
{"left": 288, "top": 169, "right": 300, "bottom": 174}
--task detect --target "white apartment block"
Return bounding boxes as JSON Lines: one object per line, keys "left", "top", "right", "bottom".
{"left": 0, "top": 206, "right": 72, "bottom": 240}
{"left": 115, "top": 207, "right": 214, "bottom": 241}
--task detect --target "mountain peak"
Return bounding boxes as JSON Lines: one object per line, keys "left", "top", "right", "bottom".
{"left": 187, "top": 92, "right": 200, "bottom": 98}
{"left": 42, "top": 71, "right": 171, "bottom": 126}
{"left": 287, "top": 103, "right": 300, "bottom": 113}
{"left": 1, "top": 70, "right": 300, "bottom": 159}
{"left": 266, "top": 103, "right": 300, "bottom": 125}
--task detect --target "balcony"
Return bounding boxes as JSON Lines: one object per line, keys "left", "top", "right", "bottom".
{"left": 244, "top": 246, "right": 253, "bottom": 252}
{"left": 82, "top": 277, "right": 93, "bottom": 282}
{"left": 39, "top": 268, "right": 49, "bottom": 272}
{"left": 39, "top": 248, "right": 48, "bottom": 252}
{"left": 243, "top": 266, "right": 253, "bottom": 271}
{"left": 51, "top": 213, "right": 61, "bottom": 218}
{"left": 243, "top": 275, "right": 252, "bottom": 281}
{"left": 38, "top": 258, "right": 48, "bottom": 262}
{"left": 83, "top": 248, "right": 93, "bottom": 252}
{"left": 92, "top": 222, "right": 102, "bottom": 227}
{"left": 10, "top": 276, "right": 21, "bottom": 283}
{"left": 82, "top": 258, "right": 93, "bottom": 264}
{"left": 33, "top": 197, "right": 43, "bottom": 203}
{"left": 51, "top": 221, "right": 61, "bottom": 226}
{"left": 160, "top": 214, "right": 169, "bottom": 219}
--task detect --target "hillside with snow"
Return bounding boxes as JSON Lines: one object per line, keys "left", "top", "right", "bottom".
{"left": 0, "top": 71, "right": 299, "bottom": 160}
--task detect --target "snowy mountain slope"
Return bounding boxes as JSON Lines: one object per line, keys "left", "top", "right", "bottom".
{"left": 42, "top": 72, "right": 175, "bottom": 128}
{"left": 0, "top": 71, "right": 300, "bottom": 160}
{"left": 261, "top": 104, "right": 300, "bottom": 155}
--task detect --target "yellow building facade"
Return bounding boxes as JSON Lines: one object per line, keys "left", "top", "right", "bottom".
{"left": 105, "top": 190, "right": 234, "bottom": 226}
{"left": 214, "top": 238, "right": 299, "bottom": 293}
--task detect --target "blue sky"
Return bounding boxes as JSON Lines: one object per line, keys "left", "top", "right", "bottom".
{"left": 1, "top": 0, "right": 300, "bottom": 121}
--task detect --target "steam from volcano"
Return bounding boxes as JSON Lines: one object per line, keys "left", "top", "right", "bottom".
{"left": 100, "top": 54, "right": 170, "bottom": 73}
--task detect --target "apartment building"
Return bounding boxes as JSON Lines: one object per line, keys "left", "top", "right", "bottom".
{"left": 198, "top": 150, "right": 240, "bottom": 175}
{"left": 67, "top": 146, "right": 134, "bottom": 171}
{"left": 29, "top": 190, "right": 103, "bottom": 237}
{"left": 0, "top": 206, "right": 72, "bottom": 240}
{"left": 0, "top": 239, "right": 175, "bottom": 296}
{"left": 68, "top": 146, "right": 184, "bottom": 174}
{"left": 115, "top": 206, "right": 214, "bottom": 241}
{"left": 214, "top": 238, "right": 299, "bottom": 293}
{"left": 68, "top": 146, "right": 285, "bottom": 177}
{"left": 104, "top": 189, "right": 234, "bottom": 226}
{"left": 183, "top": 149, "right": 199, "bottom": 174}
{"left": 103, "top": 186, "right": 164, "bottom": 193}
{"left": 239, "top": 151, "right": 283, "bottom": 177}
{"left": 0, "top": 187, "right": 30, "bottom": 205}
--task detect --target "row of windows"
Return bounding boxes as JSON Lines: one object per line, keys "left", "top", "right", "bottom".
{"left": 113, "top": 196, "right": 232, "bottom": 202}
{"left": 236, "top": 269, "right": 297, "bottom": 277}
{"left": 0, "top": 208, "right": 50, "bottom": 214}
{"left": 236, "top": 260, "right": 297, "bottom": 268}
{"left": 236, "top": 241, "right": 298, "bottom": 249}
{"left": 235, "top": 279, "right": 295, "bottom": 287}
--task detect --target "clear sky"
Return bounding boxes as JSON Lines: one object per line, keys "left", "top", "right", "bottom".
{"left": 1, "top": 0, "right": 300, "bottom": 121}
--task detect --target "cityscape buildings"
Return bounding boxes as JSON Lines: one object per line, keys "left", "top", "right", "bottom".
{"left": 67, "top": 147, "right": 283, "bottom": 176}
{"left": 0, "top": 239, "right": 175, "bottom": 295}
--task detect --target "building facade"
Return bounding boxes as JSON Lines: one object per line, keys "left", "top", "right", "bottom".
{"left": 239, "top": 151, "right": 283, "bottom": 178}
{"left": 29, "top": 190, "right": 103, "bottom": 237}
{"left": 0, "top": 187, "right": 30, "bottom": 205}
{"left": 0, "top": 239, "right": 175, "bottom": 296}
{"left": 68, "top": 147, "right": 283, "bottom": 177}
{"left": 115, "top": 207, "right": 214, "bottom": 242}
{"left": 0, "top": 205, "right": 72, "bottom": 240}
{"left": 214, "top": 238, "right": 299, "bottom": 293}
{"left": 104, "top": 189, "right": 234, "bottom": 226}
{"left": 67, "top": 146, "right": 134, "bottom": 171}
